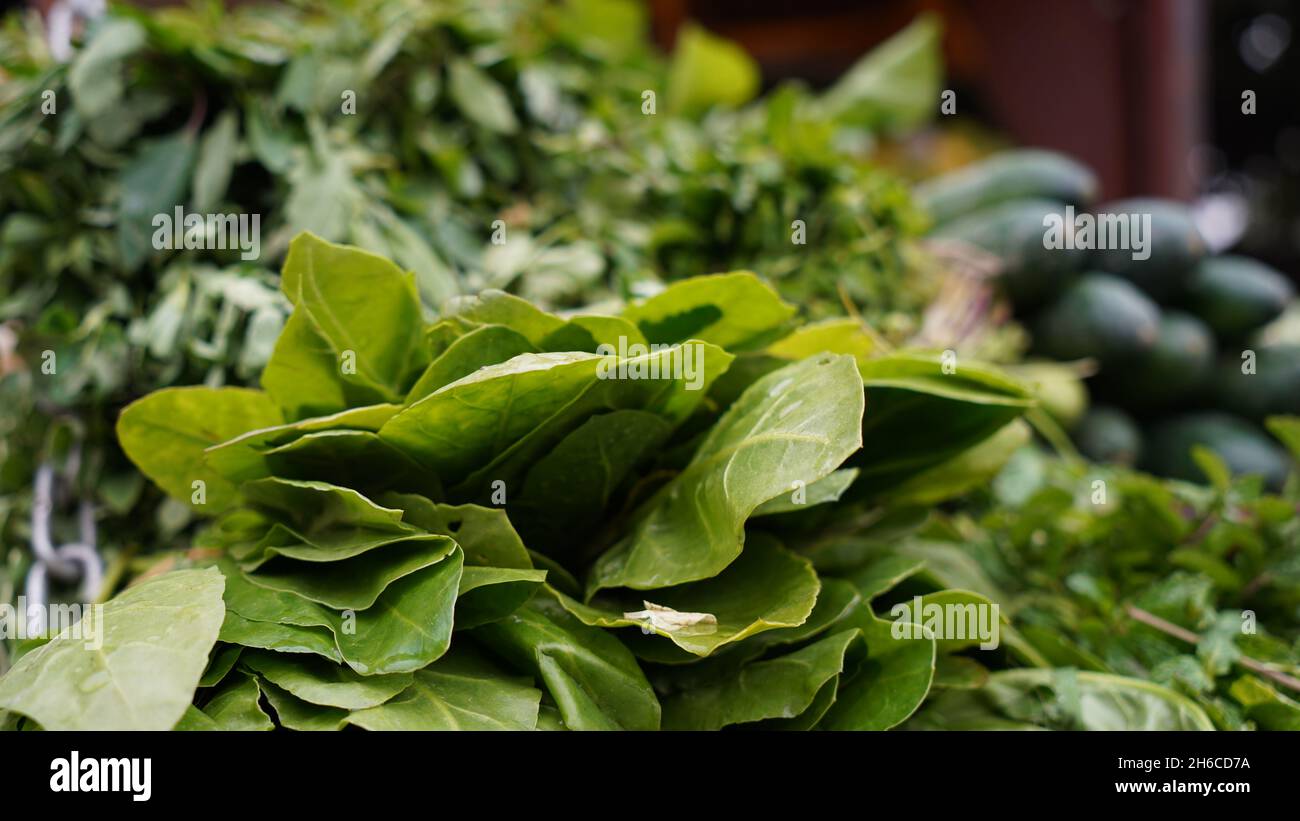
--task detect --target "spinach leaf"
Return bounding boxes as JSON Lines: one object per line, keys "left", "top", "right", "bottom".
{"left": 589, "top": 354, "right": 863, "bottom": 592}
{"left": 556, "top": 532, "right": 820, "bottom": 656}
{"left": 660, "top": 629, "right": 864, "bottom": 729}
{"left": 907, "top": 670, "right": 1216, "bottom": 731}
{"left": 474, "top": 597, "right": 661, "bottom": 730}
{"left": 118, "top": 387, "right": 284, "bottom": 513}
{"left": 0, "top": 569, "right": 225, "bottom": 730}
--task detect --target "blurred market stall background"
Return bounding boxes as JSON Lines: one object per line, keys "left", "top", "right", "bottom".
{"left": 648, "top": 0, "right": 1297, "bottom": 277}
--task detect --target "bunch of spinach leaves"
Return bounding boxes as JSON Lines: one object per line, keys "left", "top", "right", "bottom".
{"left": 0, "top": 232, "right": 1027, "bottom": 729}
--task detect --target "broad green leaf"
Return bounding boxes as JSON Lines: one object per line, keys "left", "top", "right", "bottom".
{"left": 541, "top": 314, "right": 649, "bottom": 353}
{"left": 1229, "top": 675, "right": 1300, "bottom": 731}
{"left": 406, "top": 325, "right": 537, "bottom": 403}
{"left": 118, "top": 131, "right": 195, "bottom": 269}
{"left": 666, "top": 24, "right": 760, "bottom": 115}
{"left": 201, "top": 672, "right": 274, "bottom": 731}
{"left": 381, "top": 351, "right": 602, "bottom": 477}
{"left": 331, "top": 549, "right": 464, "bottom": 675}
{"left": 441, "top": 294, "right": 645, "bottom": 354}
{"left": 883, "top": 588, "right": 1006, "bottom": 654}
{"left": 262, "top": 310, "right": 375, "bottom": 420}
{"left": 752, "top": 468, "right": 859, "bottom": 516}
{"left": 661, "top": 629, "right": 864, "bottom": 730}
{"left": 386, "top": 495, "right": 533, "bottom": 568}
{"left": 590, "top": 354, "right": 864, "bottom": 592}
{"left": 381, "top": 344, "right": 730, "bottom": 491}
{"left": 441, "top": 290, "right": 564, "bottom": 346}
{"left": 450, "top": 343, "right": 730, "bottom": 500}
{"left": 843, "top": 554, "right": 927, "bottom": 602}
{"left": 246, "top": 535, "right": 456, "bottom": 610}
{"left": 346, "top": 646, "right": 542, "bottom": 730}
{"left": 199, "top": 644, "right": 243, "bottom": 688}
{"left": 221, "top": 547, "right": 464, "bottom": 677}
{"left": 818, "top": 605, "right": 936, "bottom": 730}
{"left": 0, "top": 569, "right": 225, "bottom": 730}
{"left": 218, "top": 612, "right": 343, "bottom": 663}
{"left": 510, "top": 410, "right": 673, "bottom": 555}
{"left": 622, "top": 272, "right": 794, "bottom": 350}
{"left": 907, "top": 669, "right": 1216, "bottom": 730}
{"left": 239, "top": 478, "right": 414, "bottom": 556}
{"left": 279, "top": 232, "right": 428, "bottom": 401}
{"left": 474, "top": 597, "right": 660, "bottom": 730}
{"left": 457, "top": 566, "right": 549, "bottom": 629}
{"left": 765, "top": 318, "right": 878, "bottom": 367}
{"left": 241, "top": 650, "right": 413, "bottom": 710}
{"left": 536, "top": 704, "right": 567, "bottom": 731}
{"left": 819, "top": 14, "right": 942, "bottom": 131}
{"left": 761, "top": 677, "right": 841, "bottom": 730}
{"left": 117, "top": 386, "right": 284, "bottom": 514}
{"left": 257, "top": 430, "right": 439, "bottom": 497}
{"left": 849, "top": 352, "right": 1033, "bottom": 499}
{"left": 933, "top": 655, "right": 991, "bottom": 690}
{"left": 219, "top": 558, "right": 334, "bottom": 626}
{"left": 174, "top": 705, "right": 219, "bottom": 731}
{"left": 557, "top": 533, "right": 819, "bottom": 656}
{"left": 257, "top": 678, "right": 348, "bottom": 731}
{"left": 878, "top": 419, "right": 1031, "bottom": 506}
{"left": 722, "top": 576, "right": 862, "bottom": 661}
{"left": 205, "top": 403, "right": 402, "bottom": 483}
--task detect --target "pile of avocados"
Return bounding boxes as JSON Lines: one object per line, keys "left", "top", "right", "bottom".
{"left": 919, "top": 149, "right": 1299, "bottom": 488}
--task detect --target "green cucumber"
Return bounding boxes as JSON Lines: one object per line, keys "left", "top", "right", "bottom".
{"left": 1183, "top": 255, "right": 1294, "bottom": 339}
{"left": 934, "top": 198, "right": 1087, "bottom": 310}
{"left": 1032, "top": 273, "right": 1160, "bottom": 363}
{"left": 1210, "top": 344, "right": 1300, "bottom": 420}
{"left": 916, "top": 149, "right": 1099, "bottom": 227}
{"left": 1090, "top": 198, "right": 1205, "bottom": 301}
{"left": 1073, "top": 405, "right": 1142, "bottom": 466}
{"left": 1142, "top": 412, "right": 1290, "bottom": 489}
{"left": 1093, "top": 310, "right": 1215, "bottom": 410}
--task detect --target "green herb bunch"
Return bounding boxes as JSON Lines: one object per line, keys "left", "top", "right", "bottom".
{"left": 5, "top": 233, "right": 1276, "bottom": 731}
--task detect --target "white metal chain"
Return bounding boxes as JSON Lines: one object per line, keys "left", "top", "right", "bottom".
{"left": 25, "top": 442, "right": 103, "bottom": 635}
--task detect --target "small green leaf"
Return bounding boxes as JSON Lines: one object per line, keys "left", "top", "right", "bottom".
{"left": 192, "top": 110, "right": 239, "bottom": 212}
{"left": 623, "top": 272, "right": 794, "bottom": 350}
{"left": 448, "top": 60, "right": 519, "bottom": 134}
{"left": 666, "top": 24, "right": 760, "bottom": 115}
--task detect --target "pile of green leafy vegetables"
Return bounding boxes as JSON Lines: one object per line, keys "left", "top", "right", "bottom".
{"left": 3, "top": 233, "right": 1295, "bottom": 731}
{"left": 879, "top": 435, "right": 1300, "bottom": 730}
{"left": 0, "top": 0, "right": 943, "bottom": 603}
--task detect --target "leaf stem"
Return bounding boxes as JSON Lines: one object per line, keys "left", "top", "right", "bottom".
{"left": 1124, "top": 604, "right": 1300, "bottom": 694}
